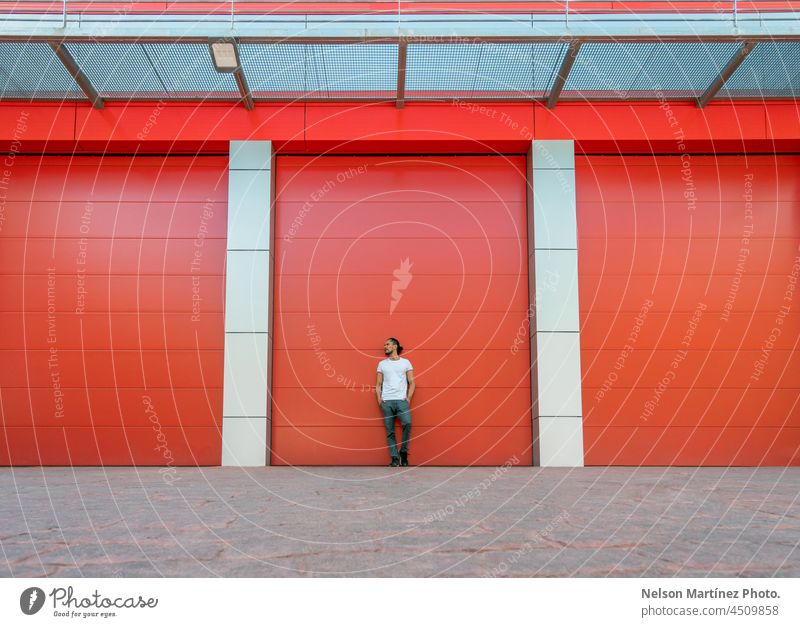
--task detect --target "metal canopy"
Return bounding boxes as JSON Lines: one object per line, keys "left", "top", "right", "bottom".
{"left": 0, "top": 10, "right": 798, "bottom": 107}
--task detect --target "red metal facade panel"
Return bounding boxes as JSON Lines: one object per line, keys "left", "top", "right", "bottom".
{"left": 272, "top": 155, "right": 532, "bottom": 465}
{"left": 2, "top": 101, "right": 795, "bottom": 156}
{"left": 577, "top": 154, "right": 800, "bottom": 466}
{"left": 0, "top": 156, "right": 227, "bottom": 465}
{"left": 1, "top": 2, "right": 796, "bottom": 15}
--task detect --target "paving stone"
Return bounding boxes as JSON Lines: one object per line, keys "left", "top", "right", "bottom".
{"left": 1, "top": 467, "right": 798, "bottom": 577}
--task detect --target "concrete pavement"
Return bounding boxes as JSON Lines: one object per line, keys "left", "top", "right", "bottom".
{"left": 1, "top": 466, "right": 798, "bottom": 577}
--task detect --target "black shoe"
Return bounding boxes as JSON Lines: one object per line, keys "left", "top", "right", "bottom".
{"left": 400, "top": 451, "right": 409, "bottom": 466}
{"left": 389, "top": 457, "right": 400, "bottom": 467}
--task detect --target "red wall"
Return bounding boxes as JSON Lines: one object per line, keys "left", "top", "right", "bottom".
{"left": 0, "top": 99, "right": 797, "bottom": 466}
{"left": 578, "top": 154, "right": 800, "bottom": 465}
{"left": 271, "top": 155, "right": 532, "bottom": 465}
{"left": 1, "top": 1, "right": 797, "bottom": 15}
{"left": 0, "top": 156, "right": 227, "bottom": 465}
{"left": 1, "top": 101, "right": 797, "bottom": 155}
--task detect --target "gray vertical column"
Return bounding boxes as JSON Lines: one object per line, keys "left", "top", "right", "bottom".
{"left": 527, "top": 140, "right": 584, "bottom": 467}
{"left": 222, "top": 140, "right": 274, "bottom": 466}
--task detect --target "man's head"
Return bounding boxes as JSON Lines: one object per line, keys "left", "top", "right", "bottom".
{"left": 384, "top": 337, "right": 403, "bottom": 357}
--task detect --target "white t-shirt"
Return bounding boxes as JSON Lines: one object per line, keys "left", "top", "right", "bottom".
{"left": 377, "top": 357, "right": 413, "bottom": 401}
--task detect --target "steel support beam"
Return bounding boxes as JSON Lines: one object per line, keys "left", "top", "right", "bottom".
{"left": 234, "top": 67, "right": 254, "bottom": 110}
{"left": 48, "top": 41, "right": 104, "bottom": 109}
{"left": 396, "top": 40, "right": 407, "bottom": 109}
{"left": 546, "top": 39, "right": 581, "bottom": 109}
{"left": 696, "top": 40, "right": 757, "bottom": 108}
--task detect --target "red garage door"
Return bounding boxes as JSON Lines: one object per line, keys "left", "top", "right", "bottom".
{"left": 272, "top": 155, "right": 532, "bottom": 465}
{"left": 0, "top": 156, "right": 227, "bottom": 465}
{"left": 578, "top": 154, "right": 800, "bottom": 466}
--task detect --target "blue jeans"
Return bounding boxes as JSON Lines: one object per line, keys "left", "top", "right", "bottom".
{"left": 380, "top": 398, "right": 412, "bottom": 459}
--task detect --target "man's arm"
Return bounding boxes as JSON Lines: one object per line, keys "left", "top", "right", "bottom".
{"left": 406, "top": 369, "right": 415, "bottom": 402}
{"left": 376, "top": 371, "right": 383, "bottom": 405}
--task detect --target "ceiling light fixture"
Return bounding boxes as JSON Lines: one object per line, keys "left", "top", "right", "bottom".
{"left": 209, "top": 39, "right": 240, "bottom": 72}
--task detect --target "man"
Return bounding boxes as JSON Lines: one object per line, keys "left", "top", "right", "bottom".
{"left": 376, "top": 337, "right": 415, "bottom": 467}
